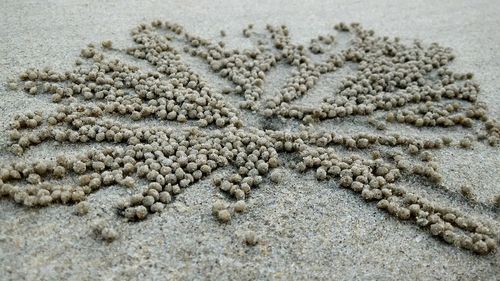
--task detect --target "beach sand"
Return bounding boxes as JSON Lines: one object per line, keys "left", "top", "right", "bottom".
{"left": 0, "top": 0, "right": 499, "bottom": 280}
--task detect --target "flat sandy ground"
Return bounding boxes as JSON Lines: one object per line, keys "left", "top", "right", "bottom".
{"left": 0, "top": 0, "right": 499, "bottom": 280}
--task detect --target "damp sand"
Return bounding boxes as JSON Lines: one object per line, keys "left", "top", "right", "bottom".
{"left": 0, "top": 0, "right": 499, "bottom": 280}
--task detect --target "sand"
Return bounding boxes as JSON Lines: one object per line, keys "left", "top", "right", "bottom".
{"left": 0, "top": 0, "right": 499, "bottom": 280}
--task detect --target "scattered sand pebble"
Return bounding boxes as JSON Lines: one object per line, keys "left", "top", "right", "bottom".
{"left": 0, "top": 20, "right": 498, "bottom": 255}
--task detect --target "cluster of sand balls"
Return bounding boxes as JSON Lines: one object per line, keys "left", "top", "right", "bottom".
{"left": 161, "top": 21, "right": 499, "bottom": 145}
{"left": 296, "top": 146, "right": 496, "bottom": 254}
{"left": 1, "top": 20, "right": 499, "bottom": 253}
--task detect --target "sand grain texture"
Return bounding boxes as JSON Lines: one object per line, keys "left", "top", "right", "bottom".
{"left": 1, "top": 0, "right": 499, "bottom": 280}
